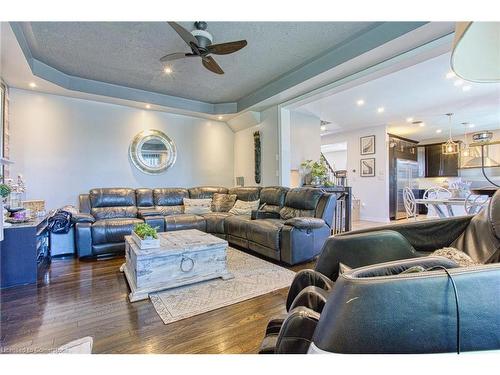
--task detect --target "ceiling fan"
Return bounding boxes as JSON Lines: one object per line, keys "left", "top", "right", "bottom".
{"left": 160, "top": 21, "right": 247, "bottom": 75}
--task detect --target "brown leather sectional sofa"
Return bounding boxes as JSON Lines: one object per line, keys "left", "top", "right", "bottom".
{"left": 74, "top": 186, "right": 336, "bottom": 265}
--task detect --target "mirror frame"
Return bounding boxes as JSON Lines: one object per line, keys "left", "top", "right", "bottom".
{"left": 129, "top": 129, "right": 177, "bottom": 175}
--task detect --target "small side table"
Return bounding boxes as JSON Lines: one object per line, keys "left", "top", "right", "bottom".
{"left": 0, "top": 216, "right": 50, "bottom": 288}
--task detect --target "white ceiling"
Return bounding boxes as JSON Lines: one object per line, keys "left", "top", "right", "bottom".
{"left": 296, "top": 52, "right": 500, "bottom": 141}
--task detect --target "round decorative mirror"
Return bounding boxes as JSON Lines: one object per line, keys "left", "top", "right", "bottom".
{"left": 129, "top": 130, "right": 177, "bottom": 174}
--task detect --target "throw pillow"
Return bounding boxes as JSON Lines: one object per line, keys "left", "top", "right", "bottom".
{"left": 183, "top": 198, "right": 212, "bottom": 215}
{"left": 431, "top": 247, "right": 480, "bottom": 267}
{"left": 228, "top": 199, "right": 260, "bottom": 215}
{"left": 212, "top": 193, "right": 237, "bottom": 212}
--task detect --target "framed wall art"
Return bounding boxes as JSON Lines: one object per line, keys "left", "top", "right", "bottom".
{"left": 360, "top": 135, "right": 375, "bottom": 155}
{"left": 360, "top": 158, "right": 375, "bottom": 177}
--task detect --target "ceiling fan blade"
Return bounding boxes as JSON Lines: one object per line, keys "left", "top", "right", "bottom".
{"left": 167, "top": 22, "right": 199, "bottom": 48}
{"left": 207, "top": 40, "right": 248, "bottom": 55}
{"left": 202, "top": 56, "right": 224, "bottom": 75}
{"left": 159, "top": 52, "right": 193, "bottom": 62}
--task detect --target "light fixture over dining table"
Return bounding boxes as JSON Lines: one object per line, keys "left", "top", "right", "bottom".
{"left": 442, "top": 113, "right": 460, "bottom": 155}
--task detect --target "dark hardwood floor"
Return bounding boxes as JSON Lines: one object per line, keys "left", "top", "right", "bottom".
{"left": 1, "top": 254, "right": 313, "bottom": 354}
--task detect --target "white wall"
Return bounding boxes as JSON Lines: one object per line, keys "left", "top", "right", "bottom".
{"left": 9, "top": 89, "right": 235, "bottom": 210}
{"left": 323, "top": 150, "right": 347, "bottom": 170}
{"left": 289, "top": 111, "right": 321, "bottom": 170}
{"left": 233, "top": 105, "right": 279, "bottom": 186}
{"left": 322, "top": 125, "right": 390, "bottom": 222}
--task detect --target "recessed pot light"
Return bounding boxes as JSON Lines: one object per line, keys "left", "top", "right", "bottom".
{"left": 29, "top": 82, "right": 37, "bottom": 88}
{"left": 377, "top": 107, "right": 385, "bottom": 113}
{"left": 406, "top": 117, "right": 414, "bottom": 123}
{"left": 436, "top": 129, "right": 442, "bottom": 133}
{"left": 356, "top": 99, "right": 365, "bottom": 106}
{"left": 164, "top": 67, "right": 173, "bottom": 74}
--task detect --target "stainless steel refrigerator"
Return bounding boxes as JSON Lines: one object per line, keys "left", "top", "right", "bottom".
{"left": 395, "top": 159, "right": 420, "bottom": 219}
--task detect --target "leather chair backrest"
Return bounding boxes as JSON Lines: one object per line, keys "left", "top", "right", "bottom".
{"left": 79, "top": 194, "right": 91, "bottom": 214}
{"left": 188, "top": 186, "right": 228, "bottom": 199}
{"left": 312, "top": 257, "right": 500, "bottom": 354}
{"left": 136, "top": 188, "right": 154, "bottom": 208}
{"left": 259, "top": 186, "right": 289, "bottom": 213}
{"left": 228, "top": 186, "right": 261, "bottom": 201}
{"left": 89, "top": 188, "right": 137, "bottom": 220}
{"left": 152, "top": 188, "right": 189, "bottom": 216}
{"left": 280, "top": 188, "right": 323, "bottom": 220}
{"left": 315, "top": 193, "right": 336, "bottom": 227}
{"left": 451, "top": 190, "right": 500, "bottom": 263}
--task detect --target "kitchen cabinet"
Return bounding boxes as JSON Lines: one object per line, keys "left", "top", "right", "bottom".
{"left": 424, "top": 143, "right": 459, "bottom": 177}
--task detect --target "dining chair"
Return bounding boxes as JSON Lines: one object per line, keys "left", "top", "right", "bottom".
{"left": 402, "top": 187, "right": 417, "bottom": 221}
{"left": 464, "top": 193, "right": 489, "bottom": 215}
{"left": 423, "top": 186, "right": 452, "bottom": 217}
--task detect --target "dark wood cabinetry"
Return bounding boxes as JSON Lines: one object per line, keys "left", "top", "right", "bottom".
{"left": 0, "top": 217, "right": 50, "bottom": 288}
{"left": 424, "top": 143, "right": 459, "bottom": 177}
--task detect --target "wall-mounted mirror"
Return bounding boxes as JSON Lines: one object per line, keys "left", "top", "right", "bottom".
{"left": 129, "top": 130, "right": 176, "bottom": 174}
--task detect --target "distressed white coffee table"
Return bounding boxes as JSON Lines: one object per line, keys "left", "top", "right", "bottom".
{"left": 120, "top": 229, "right": 233, "bottom": 302}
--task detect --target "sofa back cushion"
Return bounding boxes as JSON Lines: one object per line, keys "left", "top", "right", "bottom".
{"left": 280, "top": 188, "right": 323, "bottom": 220}
{"left": 260, "top": 186, "right": 289, "bottom": 213}
{"left": 136, "top": 188, "right": 154, "bottom": 208}
{"left": 89, "top": 188, "right": 138, "bottom": 220}
{"left": 189, "top": 186, "right": 228, "bottom": 199}
{"left": 212, "top": 193, "right": 237, "bottom": 212}
{"left": 154, "top": 188, "right": 189, "bottom": 206}
{"left": 228, "top": 187, "right": 261, "bottom": 202}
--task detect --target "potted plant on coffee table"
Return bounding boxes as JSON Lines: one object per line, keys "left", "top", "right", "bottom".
{"left": 132, "top": 223, "right": 160, "bottom": 249}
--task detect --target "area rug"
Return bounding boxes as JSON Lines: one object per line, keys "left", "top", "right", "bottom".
{"left": 150, "top": 247, "right": 296, "bottom": 324}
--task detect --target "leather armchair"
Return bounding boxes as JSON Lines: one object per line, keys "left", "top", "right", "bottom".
{"left": 264, "top": 257, "right": 500, "bottom": 354}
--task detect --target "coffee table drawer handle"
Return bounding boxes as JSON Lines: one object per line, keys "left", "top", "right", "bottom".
{"left": 180, "top": 256, "right": 195, "bottom": 273}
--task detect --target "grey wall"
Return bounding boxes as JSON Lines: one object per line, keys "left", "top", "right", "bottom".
{"left": 9, "top": 89, "right": 235, "bottom": 209}
{"left": 290, "top": 111, "right": 321, "bottom": 169}
{"left": 233, "top": 105, "right": 279, "bottom": 187}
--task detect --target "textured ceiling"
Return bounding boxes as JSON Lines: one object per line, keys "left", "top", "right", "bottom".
{"left": 20, "top": 22, "right": 375, "bottom": 103}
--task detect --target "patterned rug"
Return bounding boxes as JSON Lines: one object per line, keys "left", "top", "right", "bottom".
{"left": 150, "top": 247, "right": 296, "bottom": 324}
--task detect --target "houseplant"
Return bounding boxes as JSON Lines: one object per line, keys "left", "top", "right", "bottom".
{"left": 132, "top": 223, "right": 160, "bottom": 249}
{"left": 300, "top": 159, "right": 331, "bottom": 186}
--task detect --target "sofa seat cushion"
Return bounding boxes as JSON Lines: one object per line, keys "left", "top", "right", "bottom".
{"left": 155, "top": 205, "right": 184, "bottom": 216}
{"left": 246, "top": 219, "right": 285, "bottom": 251}
{"left": 164, "top": 214, "right": 206, "bottom": 232}
{"left": 202, "top": 212, "right": 232, "bottom": 234}
{"left": 92, "top": 218, "right": 143, "bottom": 245}
{"left": 225, "top": 215, "right": 252, "bottom": 238}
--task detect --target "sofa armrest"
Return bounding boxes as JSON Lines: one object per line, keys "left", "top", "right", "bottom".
{"left": 251, "top": 210, "right": 281, "bottom": 220}
{"left": 138, "top": 208, "right": 161, "bottom": 219}
{"left": 284, "top": 217, "right": 325, "bottom": 229}
{"left": 275, "top": 306, "right": 321, "bottom": 354}
{"left": 314, "top": 230, "right": 421, "bottom": 281}
{"left": 75, "top": 222, "right": 93, "bottom": 258}
{"left": 286, "top": 269, "right": 334, "bottom": 311}
{"left": 71, "top": 213, "right": 95, "bottom": 224}
{"left": 142, "top": 215, "right": 165, "bottom": 232}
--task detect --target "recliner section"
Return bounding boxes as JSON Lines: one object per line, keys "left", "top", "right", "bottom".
{"left": 74, "top": 185, "right": 336, "bottom": 265}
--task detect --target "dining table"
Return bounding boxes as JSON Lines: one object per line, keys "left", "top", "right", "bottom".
{"left": 414, "top": 197, "right": 466, "bottom": 218}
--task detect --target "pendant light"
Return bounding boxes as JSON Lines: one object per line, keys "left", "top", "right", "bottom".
{"left": 442, "top": 113, "right": 460, "bottom": 155}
